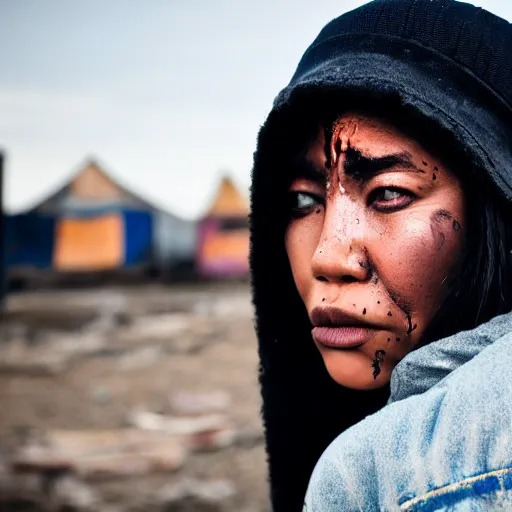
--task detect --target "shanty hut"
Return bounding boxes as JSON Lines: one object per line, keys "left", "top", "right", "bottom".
{"left": 7, "top": 158, "right": 196, "bottom": 281}
{"left": 196, "top": 175, "right": 249, "bottom": 279}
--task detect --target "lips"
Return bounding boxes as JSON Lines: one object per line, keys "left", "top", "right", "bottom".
{"left": 312, "top": 326, "right": 376, "bottom": 348}
{"left": 311, "top": 307, "right": 367, "bottom": 327}
{"left": 311, "top": 307, "right": 378, "bottom": 349}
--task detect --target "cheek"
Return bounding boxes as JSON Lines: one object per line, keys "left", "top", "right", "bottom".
{"left": 285, "top": 217, "right": 322, "bottom": 298}
{"left": 371, "top": 211, "right": 463, "bottom": 310}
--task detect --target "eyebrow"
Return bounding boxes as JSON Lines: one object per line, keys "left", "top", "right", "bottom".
{"left": 289, "top": 155, "right": 327, "bottom": 185}
{"left": 344, "top": 147, "right": 425, "bottom": 182}
{"left": 290, "top": 147, "right": 426, "bottom": 186}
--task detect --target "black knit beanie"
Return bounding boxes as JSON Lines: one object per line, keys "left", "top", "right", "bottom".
{"left": 273, "top": 0, "right": 512, "bottom": 201}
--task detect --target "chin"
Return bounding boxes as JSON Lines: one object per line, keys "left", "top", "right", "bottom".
{"left": 322, "top": 350, "right": 392, "bottom": 390}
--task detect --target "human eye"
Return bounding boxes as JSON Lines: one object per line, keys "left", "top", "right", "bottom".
{"left": 289, "top": 191, "right": 323, "bottom": 217}
{"left": 368, "top": 187, "right": 414, "bottom": 212}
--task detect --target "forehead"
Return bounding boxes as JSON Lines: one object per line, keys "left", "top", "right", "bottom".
{"left": 292, "top": 112, "right": 459, "bottom": 188}
{"left": 327, "top": 113, "right": 428, "bottom": 159}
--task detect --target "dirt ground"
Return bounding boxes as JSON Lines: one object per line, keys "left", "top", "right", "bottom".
{"left": 0, "top": 282, "right": 269, "bottom": 512}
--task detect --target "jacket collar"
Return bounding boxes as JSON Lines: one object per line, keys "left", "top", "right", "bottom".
{"left": 389, "top": 312, "right": 512, "bottom": 404}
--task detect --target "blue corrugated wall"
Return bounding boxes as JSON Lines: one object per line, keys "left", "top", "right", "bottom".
{"left": 122, "top": 210, "right": 152, "bottom": 266}
{"left": 5, "top": 213, "right": 55, "bottom": 268}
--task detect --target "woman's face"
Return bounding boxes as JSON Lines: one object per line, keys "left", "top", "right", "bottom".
{"left": 285, "top": 113, "right": 466, "bottom": 390}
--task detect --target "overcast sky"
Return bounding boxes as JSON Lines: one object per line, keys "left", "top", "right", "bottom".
{"left": 1, "top": 0, "right": 511, "bottom": 219}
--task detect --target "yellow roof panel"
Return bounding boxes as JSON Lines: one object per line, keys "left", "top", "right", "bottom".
{"left": 205, "top": 176, "right": 248, "bottom": 217}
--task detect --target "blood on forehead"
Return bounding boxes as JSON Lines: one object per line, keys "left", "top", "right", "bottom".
{"left": 330, "top": 118, "right": 359, "bottom": 168}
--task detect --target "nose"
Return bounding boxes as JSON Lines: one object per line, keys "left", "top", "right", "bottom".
{"left": 311, "top": 199, "right": 371, "bottom": 284}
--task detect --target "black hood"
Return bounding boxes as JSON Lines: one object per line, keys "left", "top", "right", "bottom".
{"left": 250, "top": 0, "right": 512, "bottom": 510}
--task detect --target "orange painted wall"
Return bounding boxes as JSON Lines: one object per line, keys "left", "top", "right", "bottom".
{"left": 201, "top": 229, "right": 249, "bottom": 263}
{"left": 53, "top": 213, "right": 124, "bottom": 271}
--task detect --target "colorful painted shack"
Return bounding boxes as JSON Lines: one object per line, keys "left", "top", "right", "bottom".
{"left": 196, "top": 175, "right": 249, "bottom": 279}
{"left": 6, "top": 159, "right": 196, "bottom": 282}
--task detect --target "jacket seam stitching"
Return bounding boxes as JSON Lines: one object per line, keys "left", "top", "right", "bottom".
{"left": 399, "top": 467, "right": 512, "bottom": 510}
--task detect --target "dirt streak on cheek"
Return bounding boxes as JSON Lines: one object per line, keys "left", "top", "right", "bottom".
{"left": 371, "top": 350, "right": 386, "bottom": 379}
{"left": 430, "top": 209, "right": 464, "bottom": 252}
{"left": 388, "top": 290, "right": 417, "bottom": 338}
{"left": 373, "top": 210, "right": 460, "bottom": 339}
{"left": 430, "top": 216, "right": 446, "bottom": 251}
{"left": 385, "top": 208, "right": 463, "bottom": 337}
{"left": 432, "top": 209, "right": 462, "bottom": 232}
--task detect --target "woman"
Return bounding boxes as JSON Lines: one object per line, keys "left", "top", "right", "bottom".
{"left": 250, "top": 0, "right": 512, "bottom": 510}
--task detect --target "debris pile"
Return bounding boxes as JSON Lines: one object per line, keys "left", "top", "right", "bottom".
{"left": 0, "top": 285, "right": 267, "bottom": 511}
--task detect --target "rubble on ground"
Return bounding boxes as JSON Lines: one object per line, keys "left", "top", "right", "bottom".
{"left": 0, "top": 284, "right": 267, "bottom": 511}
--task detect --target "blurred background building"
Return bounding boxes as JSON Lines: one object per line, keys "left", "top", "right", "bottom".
{"left": 4, "top": 158, "right": 248, "bottom": 289}
{"left": 196, "top": 176, "right": 250, "bottom": 279}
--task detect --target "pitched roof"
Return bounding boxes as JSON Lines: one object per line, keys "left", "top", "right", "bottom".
{"left": 204, "top": 176, "right": 248, "bottom": 217}
{"left": 30, "top": 158, "right": 156, "bottom": 215}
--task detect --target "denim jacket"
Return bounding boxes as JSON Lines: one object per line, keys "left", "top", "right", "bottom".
{"left": 303, "top": 313, "right": 512, "bottom": 511}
